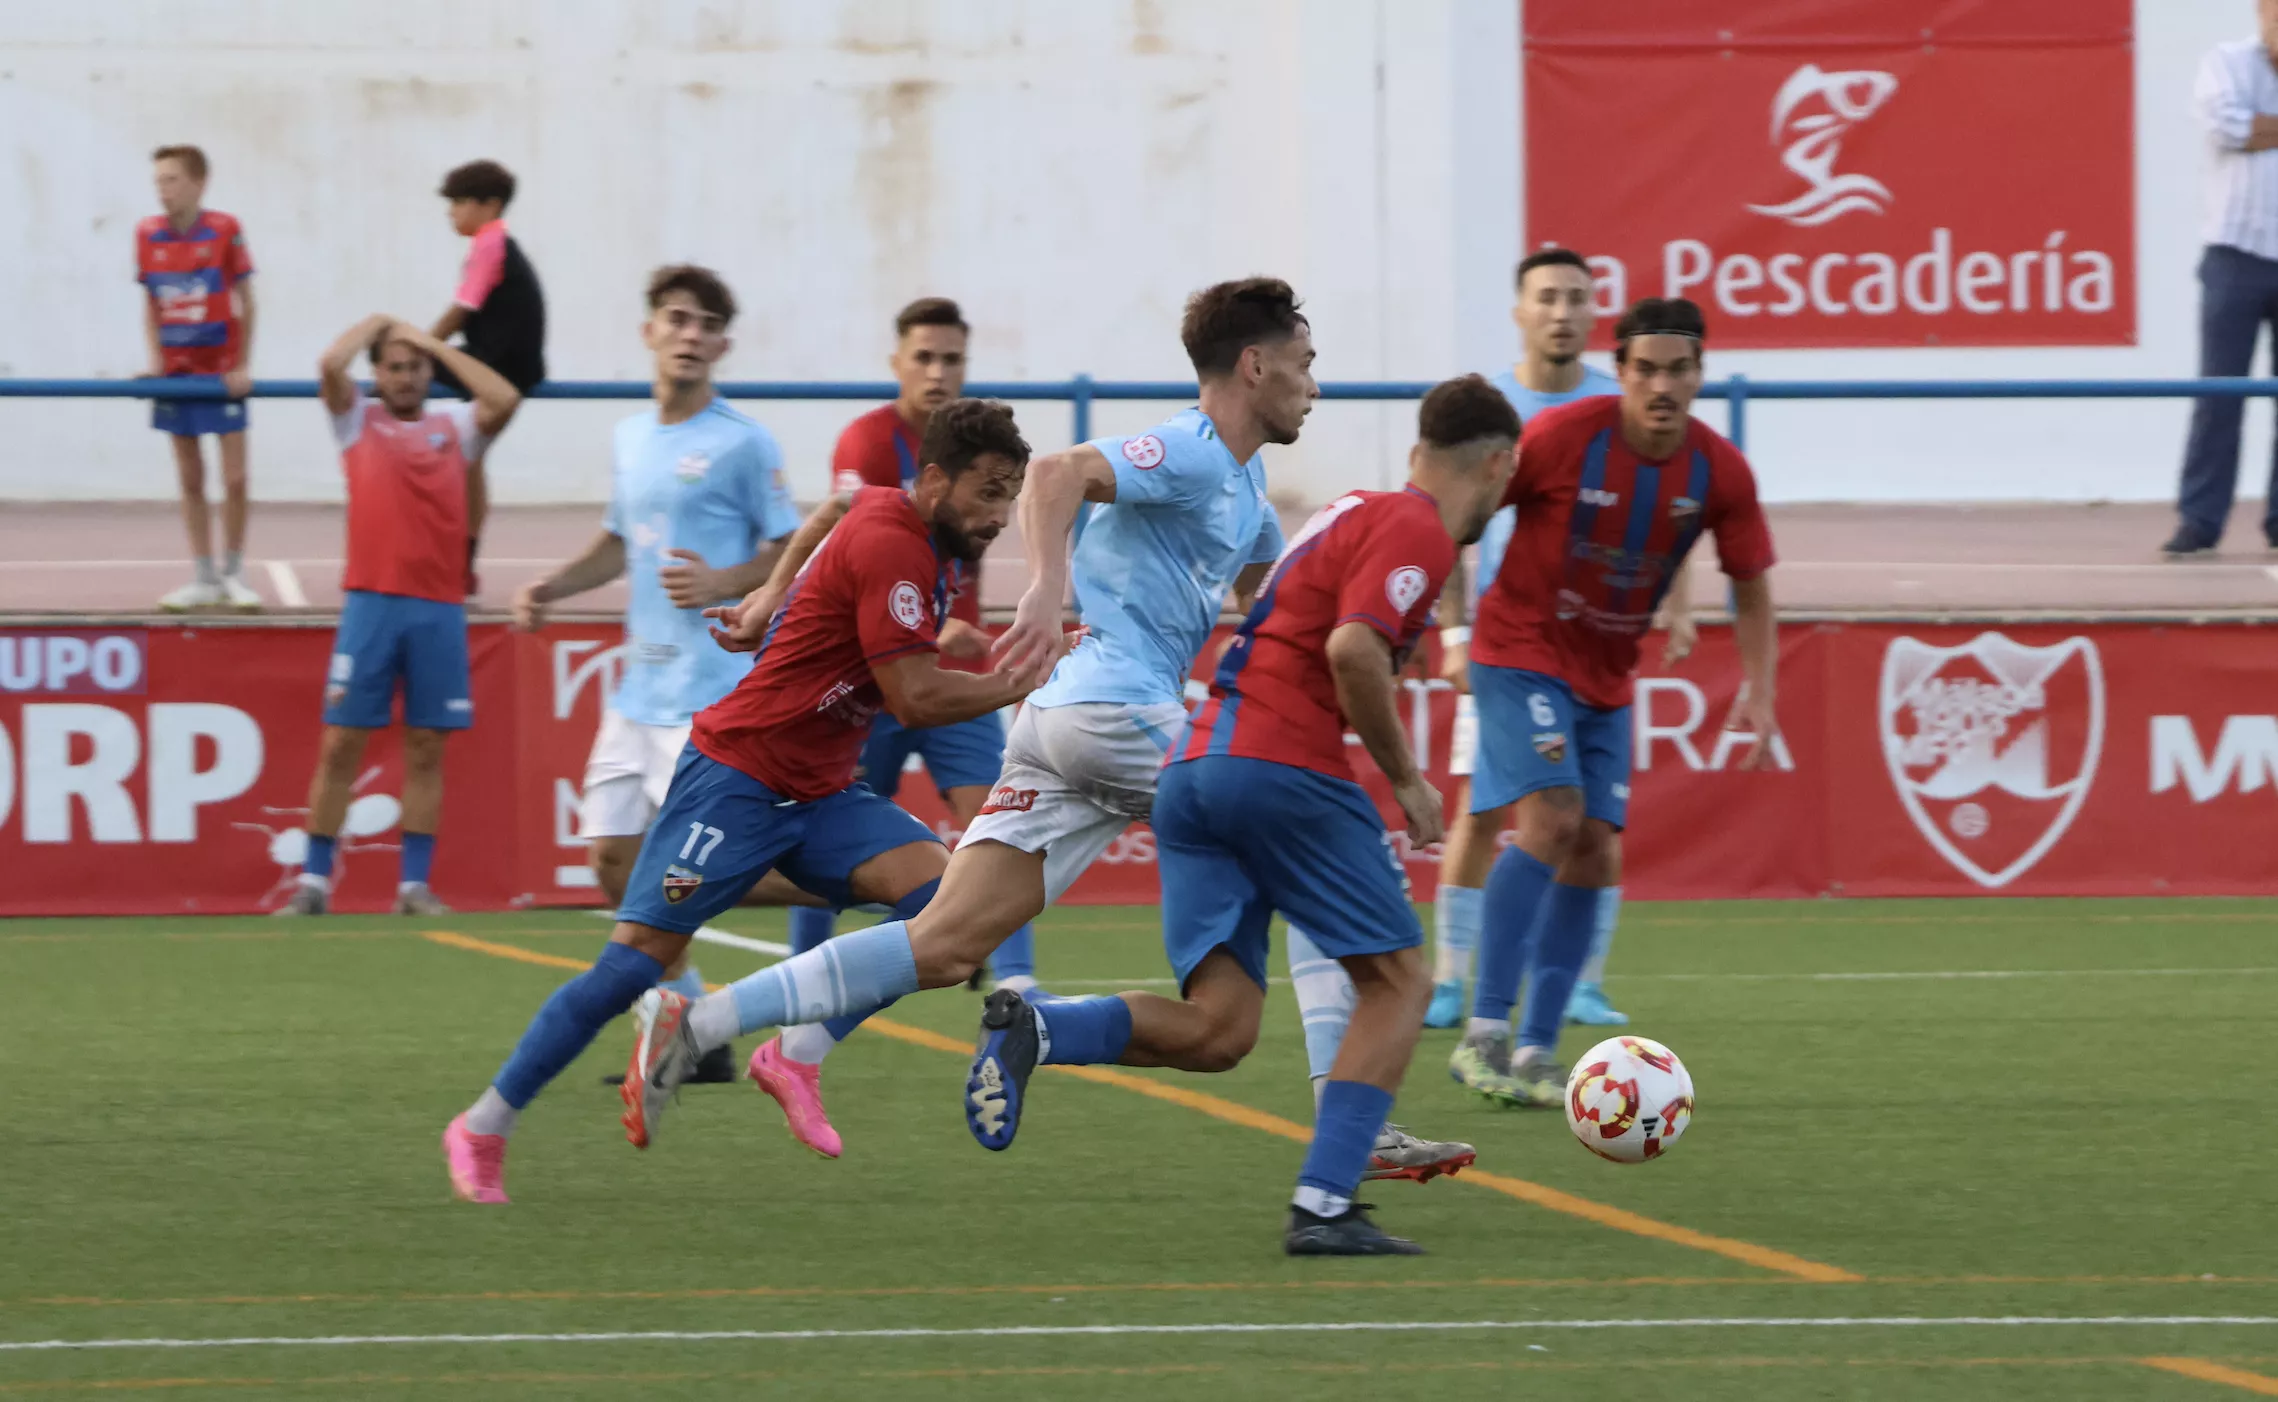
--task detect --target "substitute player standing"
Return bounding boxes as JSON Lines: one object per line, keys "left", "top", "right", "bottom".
{"left": 1451, "top": 298, "right": 1779, "bottom": 1108}
{"left": 790, "top": 297, "right": 1041, "bottom": 998}
{"left": 510, "top": 266, "right": 798, "bottom": 1082}
{"left": 138, "top": 145, "right": 260, "bottom": 612}
{"left": 443, "top": 401, "right": 1037, "bottom": 1203}
{"left": 1428, "top": 247, "right": 1622, "bottom": 1028}
{"left": 964, "top": 376, "right": 1517, "bottom": 1256}
{"left": 280, "top": 316, "right": 521, "bottom": 915}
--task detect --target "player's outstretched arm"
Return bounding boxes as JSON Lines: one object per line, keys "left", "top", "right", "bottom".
{"left": 994, "top": 445, "right": 1117, "bottom": 682}
{"left": 515, "top": 531, "right": 628, "bottom": 631}
{"left": 316, "top": 313, "right": 394, "bottom": 415}
{"left": 1326, "top": 621, "right": 1444, "bottom": 847}
{"left": 1728, "top": 573, "right": 1780, "bottom": 770}
{"left": 871, "top": 651, "right": 1034, "bottom": 730}
{"left": 706, "top": 493, "right": 853, "bottom": 651}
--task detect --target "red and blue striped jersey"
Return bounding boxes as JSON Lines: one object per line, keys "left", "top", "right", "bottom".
{"left": 1473, "top": 397, "right": 1775, "bottom": 709}
{"left": 135, "top": 211, "right": 253, "bottom": 376}
{"left": 1173, "top": 488, "right": 1452, "bottom": 780}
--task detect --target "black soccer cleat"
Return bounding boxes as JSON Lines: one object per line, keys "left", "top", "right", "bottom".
{"left": 965, "top": 987, "right": 1040, "bottom": 1151}
{"left": 1284, "top": 1203, "right": 1426, "bottom": 1257}
{"left": 603, "top": 1041, "right": 738, "bottom": 1087}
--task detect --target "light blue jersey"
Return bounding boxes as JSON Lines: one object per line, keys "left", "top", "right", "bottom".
{"left": 1469, "top": 364, "right": 1622, "bottom": 612}
{"left": 605, "top": 399, "right": 800, "bottom": 726}
{"left": 1030, "top": 407, "right": 1283, "bottom": 709}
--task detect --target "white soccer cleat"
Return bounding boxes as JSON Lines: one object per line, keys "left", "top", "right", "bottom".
{"left": 619, "top": 988, "right": 699, "bottom": 1149}
{"left": 218, "top": 573, "right": 263, "bottom": 612}
{"left": 158, "top": 579, "right": 223, "bottom": 612}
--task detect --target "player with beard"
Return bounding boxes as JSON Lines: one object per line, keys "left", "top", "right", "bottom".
{"left": 442, "top": 399, "right": 1038, "bottom": 1203}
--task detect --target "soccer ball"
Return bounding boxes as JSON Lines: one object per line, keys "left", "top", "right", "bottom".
{"left": 1564, "top": 1035, "right": 1695, "bottom": 1164}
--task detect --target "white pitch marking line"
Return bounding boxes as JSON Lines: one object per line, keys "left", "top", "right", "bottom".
{"left": 262, "top": 559, "right": 308, "bottom": 608}
{"left": 6, "top": 1316, "right": 2275, "bottom": 1353}
{"left": 1042, "top": 966, "right": 2278, "bottom": 989}
{"left": 584, "top": 909, "right": 787, "bottom": 958}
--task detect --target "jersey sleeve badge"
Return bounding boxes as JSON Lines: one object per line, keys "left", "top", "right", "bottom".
{"left": 889, "top": 581, "right": 927, "bottom": 630}
{"left": 1122, "top": 434, "right": 1166, "bottom": 469}
{"left": 1385, "top": 565, "right": 1430, "bottom": 614}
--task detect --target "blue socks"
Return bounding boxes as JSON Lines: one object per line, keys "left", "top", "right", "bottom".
{"left": 787, "top": 905, "right": 835, "bottom": 955}
{"left": 303, "top": 833, "right": 337, "bottom": 880}
{"left": 723, "top": 920, "right": 920, "bottom": 1041}
{"left": 1294, "top": 1080, "right": 1394, "bottom": 1215}
{"left": 991, "top": 923, "right": 1037, "bottom": 982}
{"left": 492, "top": 942, "right": 664, "bottom": 1109}
{"left": 1432, "top": 883, "right": 1483, "bottom": 982}
{"left": 1286, "top": 926, "right": 1355, "bottom": 1081}
{"left": 1034, "top": 993, "right": 1133, "bottom": 1066}
{"left": 399, "top": 832, "right": 435, "bottom": 885}
{"left": 1518, "top": 882, "right": 1599, "bottom": 1050}
{"left": 1471, "top": 848, "right": 1554, "bottom": 1023}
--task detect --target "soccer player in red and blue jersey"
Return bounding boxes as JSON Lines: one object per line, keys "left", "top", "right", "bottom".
{"left": 442, "top": 400, "right": 1039, "bottom": 1204}
{"left": 962, "top": 376, "right": 1519, "bottom": 1256}
{"left": 790, "top": 297, "right": 1043, "bottom": 1004}
{"left": 1451, "top": 298, "right": 1780, "bottom": 1109}
{"left": 138, "top": 145, "right": 259, "bottom": 612}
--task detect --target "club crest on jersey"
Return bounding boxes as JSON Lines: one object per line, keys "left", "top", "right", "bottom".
{"left": 1384, "top": 565, "right": 1430, "bottom": 615}
{"left": 1579, "top": 486, "right": 1620, "bottom": 508}
{"left": 1533, "top": 731, "right": 1568, "bottom": 762}
{"left": 1122, "top": 434, "right": 1166, "bottom": 470}
{"left": 427, "top": 431, "right": 448, "bottom": 449}
{"left": 676, "top": 452, "right": 711, "bottom": 482}
{"left": 661, "top": 865, "right": 704, "bottom": 904}
{"left": 1670, "top": 496, "right": 1702, "bottom": 521}
{"left": 889, "top": 581, "right": 927, "bottom": 630}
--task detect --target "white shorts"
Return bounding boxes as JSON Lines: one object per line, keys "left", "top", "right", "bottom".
{"left": 1449, "top": 693, "right": 1479, "bottom": 777}
{"left": 578, "top": 708, "right": 692, "bottom": 839}
{"left": 960, "top": 699, "right": 1188, "bottom": 904}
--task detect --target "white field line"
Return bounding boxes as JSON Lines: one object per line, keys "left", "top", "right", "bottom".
{"left": 261, "top": 559, "right": 308, "bottom": 608}
{"left": 1036, "top": 966, "right": 2278, "bottom": 990}
{"left": 6, "top": 1316, "right": 2275, "bottom": 1353}
{"left": 582, "top": 910, "right": 788, "bottom": 958}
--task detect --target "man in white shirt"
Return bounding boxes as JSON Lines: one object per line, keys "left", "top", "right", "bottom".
{"left": 2169, "top": 0, "right": 2278, "bottom": 557}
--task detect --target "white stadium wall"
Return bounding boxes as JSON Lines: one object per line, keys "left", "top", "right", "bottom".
{"left": 0, "top": 0, "right": 2252, "bottom": 505}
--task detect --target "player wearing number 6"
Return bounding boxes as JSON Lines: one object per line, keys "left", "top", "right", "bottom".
{"left": 1449, "top": 298, "right": 1780, "bottom": 1110}
{"left": 441, "top": 399, "right": 1039, "bottom": 1203}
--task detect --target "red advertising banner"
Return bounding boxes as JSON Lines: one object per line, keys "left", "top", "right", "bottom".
{"left": 1523, "top": 0, "right": 2136, "bottom": 348}
{"left": 2, "top": 618, "right": 2274, "bottom": 915}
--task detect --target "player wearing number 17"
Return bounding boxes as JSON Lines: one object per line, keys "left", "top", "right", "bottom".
{"left": 1450, "top": 298, "right": 1781, "bottom": 1109}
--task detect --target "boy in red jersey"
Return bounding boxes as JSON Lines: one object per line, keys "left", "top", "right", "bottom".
{"left": 794, "top": 297, "right": 1043, "bottom": 998}
{"left": 1450, "top": 298, "right": 1780, "bottom": 1109}
{"left": 441, "top": 400, "right": 1040, "bottom": 1204}
{"left": 963, "top": 376, "right": 1518, "bottom": 1257}
{"left": 276, "top": 315, "right": 521, "bottom": 917}
{"left": 138, "top": 145, "right": 259, "bottom": 612}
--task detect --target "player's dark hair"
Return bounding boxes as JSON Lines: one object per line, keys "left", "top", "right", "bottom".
{"left": 1515, "top": 246, "right": 1590, "bottom": 290}
{"left": 151, "top": 145, "right": 208, "bottom": 181}
{"left": 896, "top": 297, "right": 968, "bottom": 338}
{"left": 1180, "top": 278, "right": 1308, "bottom": 378}
{"left": 439, "top": 160, "right": 516, "bottom": 207}
{"left": 1418, "top": 374, "right": 1521, "bottom": 452}
{"left": 1613, "top": 298, "right": 1708, "bottom": 365}
{"left": 922, "top": 398, "right": 1030, "bottom": 478}
{"left": 368, "top": 324, "right": 425, "bottom": 367}
{"left": 646, "top": 264, "right": 738, "bottom": 326}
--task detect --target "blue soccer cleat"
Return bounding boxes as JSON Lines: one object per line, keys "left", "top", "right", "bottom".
{"left": 1565, "top": 981, "right": 1629, "bottom": 1026}
{"left": 965, "top": 987, "right": 1040, "bottom": 1151}
{"left": 1424, "top": 979, "right": 1466, "bottom": 1029}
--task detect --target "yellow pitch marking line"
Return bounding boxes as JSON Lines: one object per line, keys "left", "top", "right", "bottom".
{"left": 2143, "top": 1357, "right": 2278, "bottom": 1395}
{"left": 421, "top": 930, "right": 1859, "bottom": 1282}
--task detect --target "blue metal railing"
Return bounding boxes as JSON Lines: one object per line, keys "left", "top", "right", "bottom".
{"left": 9, "top": 374, "right": 2278, "bottom": 453}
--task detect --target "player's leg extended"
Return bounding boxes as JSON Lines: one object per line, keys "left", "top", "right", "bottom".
{"left": 1512, "top": 702, "right": 1632, "bottom": 1077}
{"left": 1426, "top": 786, "right": 1507, "bottom": 1028}
{"left": 945, "top": 780, "right": 1037, "bottom": 991}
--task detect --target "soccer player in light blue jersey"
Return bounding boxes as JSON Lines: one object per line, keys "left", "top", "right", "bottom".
{"left": 507, "top": 265, "right": 799, "bottom": 1084}
{"left": 1428, "top": 248, "right": 1655, "bottom": 1036}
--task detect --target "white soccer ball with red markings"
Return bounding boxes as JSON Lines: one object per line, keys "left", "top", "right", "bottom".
{"left": 1564, "top": 1035, "right": 1695, "bottom": 1164}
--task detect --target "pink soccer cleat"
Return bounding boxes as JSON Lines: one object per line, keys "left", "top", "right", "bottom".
{"left": 442, "top": 1115, "right": 509, "bottom": 1204}
{"left": 748, "top": 1037, "right": 843, "bottom": 1159}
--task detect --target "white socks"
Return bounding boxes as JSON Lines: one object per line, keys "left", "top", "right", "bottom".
{"left": 1292, "top": 1185, "right": 1352, "bottom": 1219}
{"left": 777, "top": 1021, "right": 838, "bottom": 1066}
{"left": 1466, "top": 1016, "right": 1512, "bottom": 1040}
{"left": 465, "top": 1086, "right": 518, "bottom": 1139}
{"left": 687, "top": 990, "right": 740, "bottom": 1051}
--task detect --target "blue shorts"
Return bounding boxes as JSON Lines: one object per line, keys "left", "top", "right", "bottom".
{"left": 1468, "top": 663, "right": 1631, "bottom": 828}
{"left": 1154, "top": 755, "right": 1422, "bottom": 993}
{"left": 323, "top": 591, "right": 472, "bottom": 731}
{"left": 619, "top": 746, "right": 943, "bottom": 933}
{"left": 857, "top": 711, "right": 1007, "bottom": 799}
{"left": 152, "top": 383, "right": 248, "bottom": 438}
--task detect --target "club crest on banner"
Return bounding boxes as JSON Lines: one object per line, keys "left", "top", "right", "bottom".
{"left": 1745, "top": 65, "right": 1900, "bottom": 227}
{"left": 1878, "top": 632, "right": 2104, "bottom": 888}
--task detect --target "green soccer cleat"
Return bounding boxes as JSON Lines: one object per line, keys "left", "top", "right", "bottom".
{"left": 1447, "top": 1029, "right": 1527, "bottom": 1107}
{"left": 1507, "top": 1048, "right": 1569, "bottom": 1110}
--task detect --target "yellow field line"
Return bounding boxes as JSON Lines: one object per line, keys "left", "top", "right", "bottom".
{"left": 2143, "top": 1357, "right": 2278, "bottom": 1395}
{"left": 421, "top": 929, "right": 1859, "bottom": 1281}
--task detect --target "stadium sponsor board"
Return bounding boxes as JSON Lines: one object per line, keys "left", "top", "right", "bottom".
{"left": 1523, "top": 0, "right": 2134, "bottom": 348}
{"left": 0, "top": 619, "right": 2272, "bottom": 914}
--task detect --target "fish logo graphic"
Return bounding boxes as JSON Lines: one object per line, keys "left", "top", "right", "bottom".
{"left": 1746, "top": 64, "right": 1900, "bottom": 228}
